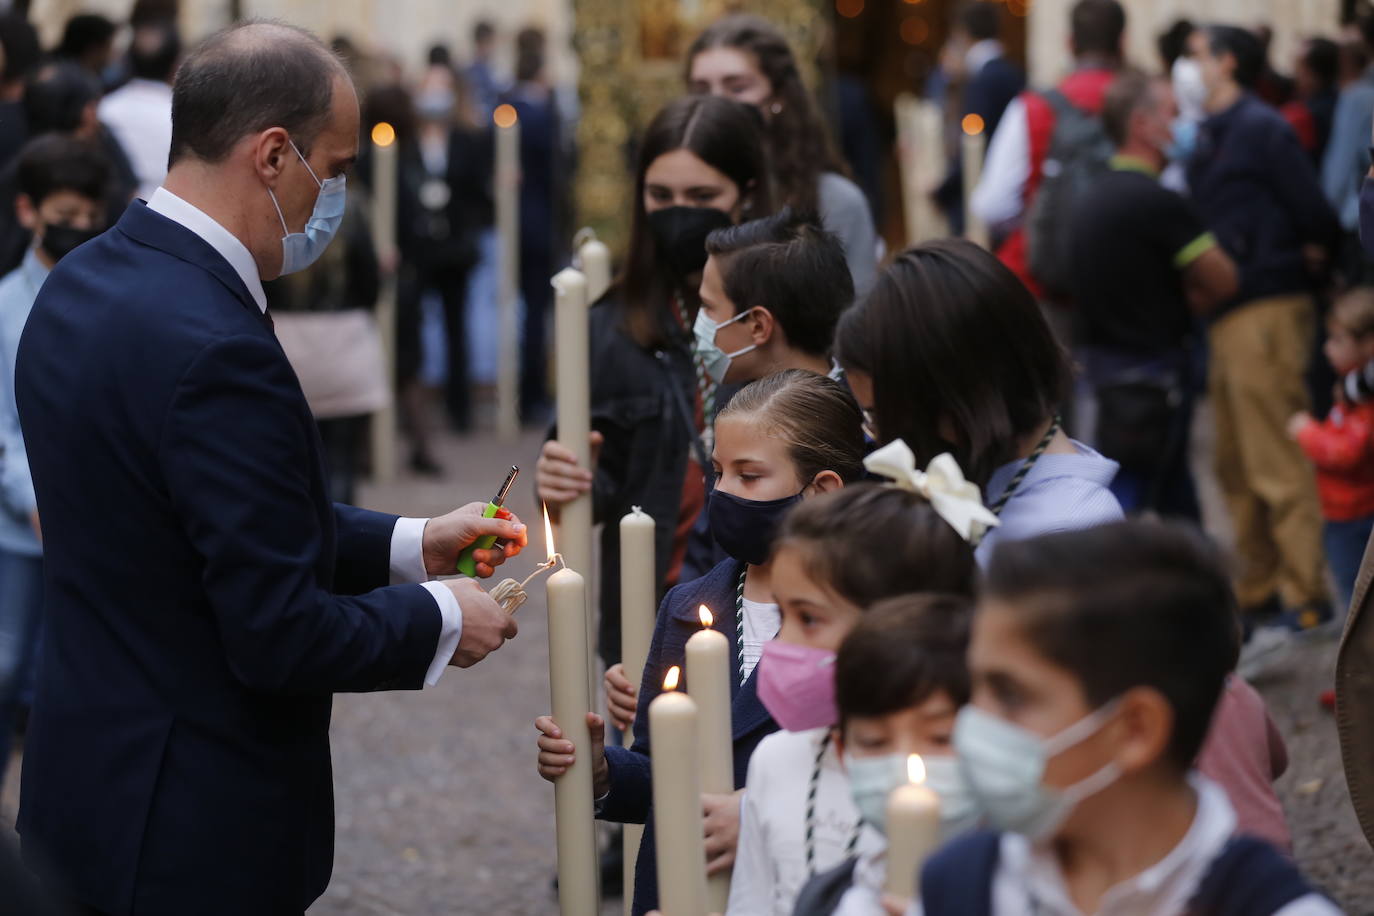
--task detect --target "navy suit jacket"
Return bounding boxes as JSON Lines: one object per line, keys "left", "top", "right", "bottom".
{"left": 14, "top": 202, "right": 442, "bottom": 915}
{"left": 599, "top": 558, "right": 779, "bottom": 916}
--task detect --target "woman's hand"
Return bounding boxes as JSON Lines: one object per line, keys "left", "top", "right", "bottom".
{"left": 702, "top": 789, "right": 745, "bottom": 875}
{"left": 536, "top": 432, "right": 604, "bottom": 510}
{"left": 535, "top": 712, "right": 609, "bottom": 798}
{"left": 604, "top": 663, "right": 639, "bottom": 732}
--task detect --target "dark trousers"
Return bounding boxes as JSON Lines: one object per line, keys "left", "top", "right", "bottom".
{"left": 1326, "top": 514, "right": 1374, "bottom": 616}
{"left": 0, "top": 548, "right": 42, "bottom": 793}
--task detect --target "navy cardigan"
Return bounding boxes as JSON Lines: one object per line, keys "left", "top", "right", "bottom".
{"left": 599, "top": 558, "right": 779, "bottom": 915}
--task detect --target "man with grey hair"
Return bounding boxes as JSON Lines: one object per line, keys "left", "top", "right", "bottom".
{"left": 14, "top": 21, "right": 525, "bottom": 914}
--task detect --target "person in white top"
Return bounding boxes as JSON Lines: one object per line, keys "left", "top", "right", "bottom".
{"left": 919, "top": 522, "right": 1338, "bottom": 916}
{"left": 752, "top": 595, "right": 979, "bottom": 916}
{"left": 98, "top": 21, "right": 178, "bottom": 201}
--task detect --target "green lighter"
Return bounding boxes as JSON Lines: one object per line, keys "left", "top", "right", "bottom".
{"left": 454, "top": 465, "right": 519, "bottom": 577}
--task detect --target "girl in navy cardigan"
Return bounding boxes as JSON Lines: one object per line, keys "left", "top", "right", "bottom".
{"left": 536, "top": 370, "right": 866, "bottom": 915}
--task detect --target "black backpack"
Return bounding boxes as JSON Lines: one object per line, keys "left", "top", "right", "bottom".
{"left": 1024, "top": 89, "right": 1115, "bottom": 300}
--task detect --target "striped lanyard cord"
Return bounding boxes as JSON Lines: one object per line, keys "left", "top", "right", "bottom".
{"left": 988, "top": 415, "right": 1062, "bottom": 516}
{"left": 804, "top": 729, "right": 861, "bottom": 875}
{"left": 735, "top": 567, "right": 747, "bottom": 687}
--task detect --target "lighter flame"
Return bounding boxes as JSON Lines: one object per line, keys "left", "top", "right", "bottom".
{"left": 663, "top": 666, "right": 681, "bottom": 692}
{"left": 699, "top": 605, "right": 713, "bottom": 627}
{"left": 908, "top": 754, "right": 926, "bottom": 784}
{"left": 543, "top": 504, "right": 556, "bottom": 562}
{"left": 493, "top": 104, "right": 519, "bottom": 129}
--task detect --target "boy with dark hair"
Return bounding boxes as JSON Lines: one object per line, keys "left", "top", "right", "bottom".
{"left": 697, "top": 207, "right": 853, "bottom": 385}
{"left": 0, "top": 134, "right": 109, "bottom": 794}
{"left": 921, "top": 521, "right": 1337, "bottom": 915}
{"left": 790, "top": 593, "right": 977, "bottom": 916}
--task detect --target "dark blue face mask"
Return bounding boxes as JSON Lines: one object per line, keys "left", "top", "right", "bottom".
{"left": 708, "top": 487, "right": 805, "bottom": 567}
{"left": 1360, "top": 175, "right": 1374, "bottom": 261}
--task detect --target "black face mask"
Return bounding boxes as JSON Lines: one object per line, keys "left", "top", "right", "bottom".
{"left": 647, "top": 205, "right": 733, "bottom": 278}
{"left": 708, "top": 487, "right": 805, "bottom": 567}
{"left": 40, "top": 222, "right": 100, "bottom": 263}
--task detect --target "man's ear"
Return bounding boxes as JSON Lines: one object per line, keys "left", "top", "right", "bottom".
{"left": 253, "top": 127, "right": 293, "bottom": 186}
{"left": 15, "top": 194, "right": 38, "bottom": 233}
{"left": 748, "top": 306, "right": 776, "bottom": 347}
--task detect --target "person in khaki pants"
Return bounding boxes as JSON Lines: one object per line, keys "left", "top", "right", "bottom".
{"left": 1210, "top": 295, "right": 1330, "bottom": 618}
{"left": 1185, "top": 25, "right": 1339, "bottom": 648}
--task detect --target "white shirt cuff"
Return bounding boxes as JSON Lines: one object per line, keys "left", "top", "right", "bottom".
{"left": 390, "top": 516, "right": 430, "bottom": 584}
{"left": 420, "top": 580, "right": 463, "bottom": 687}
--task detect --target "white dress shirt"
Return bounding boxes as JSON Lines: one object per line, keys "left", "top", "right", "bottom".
{"left": 739, "top": 596, "right": 780, "bottom": 683}
{"left": 99, "top": 78, "right": 173, "bottom": 202}
{"left": 146, "top": 187, "right": 463, "bottom": 686}
{"left": 909, "top": 775, "right": 1340, "bottom": 916}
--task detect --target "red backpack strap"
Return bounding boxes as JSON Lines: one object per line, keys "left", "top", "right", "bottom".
{"left": 1022, "top": 90, "right": 1057, "bottom": 204}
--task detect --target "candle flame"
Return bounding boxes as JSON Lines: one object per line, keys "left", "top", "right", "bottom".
{"left": 908, "top": 754, "right": 926, "bottom": 784}
{"left": 962, "top": 113, "right": 985, "bottom": 136}
{"left": 663, "top": 666, "right": 681, "bottom": 692}
{"left": 371, "top": 121, "right": 396, "bottom": 147}
{"left": 493, "top": 104, "right": 519, "bottom": 129}
{"left": 543, "top": 503, "right": 556, "bottom": 562}
{"left": 699, "top": 605, "right": 713, "bottom": 627}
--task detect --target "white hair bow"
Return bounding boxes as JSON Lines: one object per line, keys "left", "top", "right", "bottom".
{"left": 863, "top": 439, "right": 1000, "bottom": 543}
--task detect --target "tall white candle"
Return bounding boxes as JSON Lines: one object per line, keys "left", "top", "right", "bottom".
{"left": 620, "top": 507, "right": 657, "bottom": 912}
{"left": 650, "top": 667, "right": 709, "bottom": 916}
{"left": 545, "top": 511, "right": 599, "bottom": 915}
{"left": 685, "top": 606, "right": 733, "bottom": 911}
{"left": 577, "top": 232, "right": 613, "bottom": 303}
{"left": 367, "top": 122, "right": 398, "bottom": 482}
{"left": 552, "top": 266, "right": 594, "bottom": 693}
{"left": 961, "top": 115, "right": 989, "bottom": 249}
{"left": 494, "top": 104, "right": 521, "bottom": 440}
{"left": 884, "top": 754, "right": 942, "bottom": 904}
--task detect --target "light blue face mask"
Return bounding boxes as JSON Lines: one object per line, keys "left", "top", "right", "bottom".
{"left": 844, "top": 751, "right": 980, "bottom": 840}
{"left": 267, "top": 138, "right": 347, "bottom": 275}
{"left": 692, "top": 307, "right": 757, "bottom": 384}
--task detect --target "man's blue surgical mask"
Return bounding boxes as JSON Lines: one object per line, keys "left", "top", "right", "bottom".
{"left": 267, "top": 138, "right": 347, "bottom": 276}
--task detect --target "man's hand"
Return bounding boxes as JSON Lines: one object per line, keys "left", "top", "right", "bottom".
{"left": 423, "top": 503, "right": 527, "bottom": 578}
{"left": 536, "top": 432, "right": 603, "bottom": 512}
{"left": 444, "top": 578, "right": 518, "bottom": 667}
{"left": 703, "top": 789, "right": 744, "bottom": 875}
{"left": 535, "top": 711, "right": 609, "bottom": 797}
{"left": 604, "top": 663, "right": 639, "bottom": 732}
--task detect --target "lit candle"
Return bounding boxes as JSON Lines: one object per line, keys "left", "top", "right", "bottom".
{"left": 961, "top": 114, "right": 989, "bottom": 249}
{"left": 577, "top": 231, "right": 613, "bottom": 303}
{"left": 620, "top": 507, "right": 657, "bottom": 909}
{"left": 494, "top": 103, "right": 521, "bottom": 440}
{"left": 368, "top": 122, "right": 399, "bottom": 482}
{"left": 544, "top": 508, "right": 600, "bottom": 914}
{"left": 650, "top": 667, "right": 709, "bottom": 916}
{"left": 884, "top": 754, "right": 942, "bottom": 904}
{"left": 551, "top": 265, "right": 593, "bottom": 693}
{"left": 685, "top": 605, "right": 733, "bottom": 910}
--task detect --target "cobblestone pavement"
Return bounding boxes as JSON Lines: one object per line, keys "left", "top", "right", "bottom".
{"left": 2, "top": 420, "right": 1373, "bottom": 914}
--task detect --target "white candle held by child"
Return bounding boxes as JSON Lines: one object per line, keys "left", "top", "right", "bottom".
{"left": 544, "top": 508, "right": 599, "bottom": 915}
{"left": 685, "top": 606, "right": 733, "bottom": 910}
{"left": 620, "top": 507, "right": 657, "bottom": 910}
{"left": 494, "top": 104, "right": 521, "bottom": 440}
{"left": 650, "top": 667, "right": 709, "bottom": 916}
{"left": 884, "top": 754, "right": 942, "bottom": 904}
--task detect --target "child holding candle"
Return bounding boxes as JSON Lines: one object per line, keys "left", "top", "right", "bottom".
{"left": 535, "top": 370, "right": 866, "bottom": 916}
{"left": 535, "top": 94, "right": 772, "bottom": 674}
{"left": 790, "top": 593, "right": 977, "bottom": 916}
{"left": 727, "top": 441, "right": 991, "bottom": 916}
{"left": 919, "top": 521, "right": 1338, "bottom": 915}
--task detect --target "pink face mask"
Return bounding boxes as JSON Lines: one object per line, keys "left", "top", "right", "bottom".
{"left": 756, "top": 640, "right": 838, "bottom": 731}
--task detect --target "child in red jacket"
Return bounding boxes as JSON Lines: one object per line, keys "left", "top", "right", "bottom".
{"left": 1290, "top": 288, "right": 1374, "bottom": 618}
